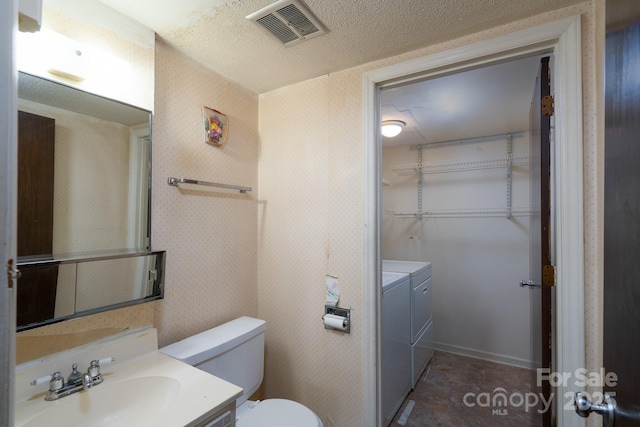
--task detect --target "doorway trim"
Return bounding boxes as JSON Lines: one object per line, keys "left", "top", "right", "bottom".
{"left": 363, "top": 15, "right": 584, "bottom": 427}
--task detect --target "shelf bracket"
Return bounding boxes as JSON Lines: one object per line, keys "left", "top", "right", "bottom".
{"left": 417, "top": 146, "right": 423, "bottom": 220}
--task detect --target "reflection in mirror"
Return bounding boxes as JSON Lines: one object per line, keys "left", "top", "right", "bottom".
{"left": 16, "top": 71, "right": 159, "bottom": 330}
{"left": 17, "top": 252, "right": 165, "bottom": 331}
{"left": 17, "top": 71, "right": 151, "bottom": 258}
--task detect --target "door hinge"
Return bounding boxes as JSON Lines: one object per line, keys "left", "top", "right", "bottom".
{"left": 6, "top": 258, "right": 21, "bottom": 288}
{"left": 543, "top": 265, "right": 556, "bottom": 287}
{"left": 542, "top": 95, "right": 554, "bottom": 116}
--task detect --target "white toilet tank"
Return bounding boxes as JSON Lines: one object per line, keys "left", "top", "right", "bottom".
{"left": 160, "top": 316, "right": 266, "bottom": 406}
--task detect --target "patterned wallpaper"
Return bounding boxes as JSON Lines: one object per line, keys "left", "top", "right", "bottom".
{"left": 258, "top": 75, "right": 365, "bottom": 427}
{"left": 151, "top": 40, "right": 260, "bottom": 346}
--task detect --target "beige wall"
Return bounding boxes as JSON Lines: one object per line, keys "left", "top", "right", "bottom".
{"left": 151, "top": 39, "right": 260, "bottom": 346}
{"left": 257, "top": 2, "right": 601, "bottom": 425}
{"left": 257, "top": 73, "right": 365, "bottom": 427}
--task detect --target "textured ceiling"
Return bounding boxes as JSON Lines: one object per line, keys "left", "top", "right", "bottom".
{"left": 97, "top": 0, "right": 584, "bottom": 94}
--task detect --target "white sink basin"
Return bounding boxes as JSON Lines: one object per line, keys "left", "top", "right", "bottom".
{"left": 23, "top": 376, "right": 180, "bottom": 427}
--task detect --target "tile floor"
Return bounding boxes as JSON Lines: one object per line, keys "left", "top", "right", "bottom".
{"left": 392, "top": 351, "right": 539, "bottom": 426}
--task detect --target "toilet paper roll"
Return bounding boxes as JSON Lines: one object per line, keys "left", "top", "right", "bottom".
{"left": 324, "top": 313, "right": 348, "bottom": 331}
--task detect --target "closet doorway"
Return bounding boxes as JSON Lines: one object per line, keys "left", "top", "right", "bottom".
{"left": 363, "top": 17, "right": 584, "bottom": 427}
{"left": 380, "top": 53, "right": 550, "bottom": 426}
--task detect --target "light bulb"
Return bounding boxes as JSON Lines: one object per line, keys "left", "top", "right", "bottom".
{"left": 381, "top": 120, "right": 405, "bottom": 137}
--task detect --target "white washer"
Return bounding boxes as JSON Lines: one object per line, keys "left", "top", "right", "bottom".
{"left": 381, "top": 272, "right": 411, "bottom": 427}
{"left": 383, "top": 260, "right": 433, "bottom": 388}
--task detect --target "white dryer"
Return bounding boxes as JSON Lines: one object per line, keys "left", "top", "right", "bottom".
{"left": 383, "top": 260, "right": 433, "bottom": 388}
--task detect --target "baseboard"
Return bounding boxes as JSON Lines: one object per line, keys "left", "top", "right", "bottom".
{"left": 431, "top": 341, "right": 532, "bottom": 369}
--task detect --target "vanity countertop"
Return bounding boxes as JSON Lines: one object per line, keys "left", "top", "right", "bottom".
{"left": 15, "top": 327, "right": 243, "bottom": 427}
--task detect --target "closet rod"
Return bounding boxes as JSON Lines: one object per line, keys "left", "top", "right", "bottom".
{"left": 167, "top": 177, "right": 252, "bottom": 193}
{"left": 410, "top": 131, "right": 524, "bottom": 149}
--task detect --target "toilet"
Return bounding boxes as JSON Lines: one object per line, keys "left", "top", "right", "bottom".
{"left": 160, "top": 316, "right": 323, "bottom": 427}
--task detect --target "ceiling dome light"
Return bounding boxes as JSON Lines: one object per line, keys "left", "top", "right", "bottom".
{"left": 381, "top": 120, "right": 405, "bottom": 137}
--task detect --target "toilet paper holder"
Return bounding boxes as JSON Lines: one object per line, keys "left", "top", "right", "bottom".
{"left": 323, "top": 305, "right": 351, "bottom": 334}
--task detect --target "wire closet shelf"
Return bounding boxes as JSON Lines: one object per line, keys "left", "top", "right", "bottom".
{"left": 384, "top": 207, "right": 539, "bottom": 219}
{"left": 385, "top": 132, "right": 537, "bottom": 219}
{"left": 391, "top": 153, "right": 534, "bottom": 176}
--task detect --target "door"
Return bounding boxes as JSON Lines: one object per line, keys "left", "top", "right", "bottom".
{"left": 528, "top": 56, "right": 553, "bottom": 426}
{"left": 602, "top": 2, "right": 640, "bottom": 425}
{"left": 17, "top": 111, "right": 58, "bottom": 326}
{"left": 1, "top": 0, "right": 18, "bottom": 423}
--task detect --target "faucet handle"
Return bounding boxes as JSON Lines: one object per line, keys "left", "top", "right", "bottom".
{"left": 88, "top": 357, "right": 115, "bottom": 378}
{"left": 96, "top": 357, "right": 115, "bottom": 365}
{"left": 31, "top": 373, "right": 53, "bottom": 386}
{"left": 49, "top": 372, "right": 64, "bottom": 392}
{"left": 31, "top": 371, "right": 64, "bottom": 392}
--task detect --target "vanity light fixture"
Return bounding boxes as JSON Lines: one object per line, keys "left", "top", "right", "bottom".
{"left": 381, "top": 120, "right": 405, "bottom": 137}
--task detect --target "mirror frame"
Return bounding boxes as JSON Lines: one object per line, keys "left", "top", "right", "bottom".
{"left": 17, "top": 251, "right": 165, "bottom": 332}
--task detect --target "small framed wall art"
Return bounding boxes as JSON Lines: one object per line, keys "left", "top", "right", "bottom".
{"left": 202, "top": 106, "right": 229, "bottom": 147}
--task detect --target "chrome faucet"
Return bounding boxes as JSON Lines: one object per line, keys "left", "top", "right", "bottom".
{"left": 31, "top": 357, "right": 115, "bottom": 401}
{"left": 82, "top": 372, "right": 93, "bottom": 390}
{"left": 67, "top": 363, "right": 83, "bottom": 386}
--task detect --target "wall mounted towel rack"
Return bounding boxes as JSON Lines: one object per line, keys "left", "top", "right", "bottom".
{"left": 167, "top": 177, "right": 252, "bottom": 193}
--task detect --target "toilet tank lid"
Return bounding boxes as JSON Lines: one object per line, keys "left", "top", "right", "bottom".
{"left": 160, "top": 316, "right": 266, "bottom": 366}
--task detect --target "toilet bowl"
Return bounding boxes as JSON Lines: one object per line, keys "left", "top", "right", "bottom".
{"left": 236, "top": 399, "right": 322, "bottom": 427}
{"left": 160, "top": 316, "right": 322, "bottom": 427}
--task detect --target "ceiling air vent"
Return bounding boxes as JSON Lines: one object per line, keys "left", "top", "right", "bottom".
{"left": 246, "top": 0, "right": 328, "bottom": 47}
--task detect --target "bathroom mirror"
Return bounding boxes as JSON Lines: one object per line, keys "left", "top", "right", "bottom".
{"left": 16, "top": 71, "right": 159, "bottom": 330}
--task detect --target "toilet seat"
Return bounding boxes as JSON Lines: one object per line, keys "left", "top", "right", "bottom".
{"left": 236, "top": 399, "right": 323, "bottom": 427}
